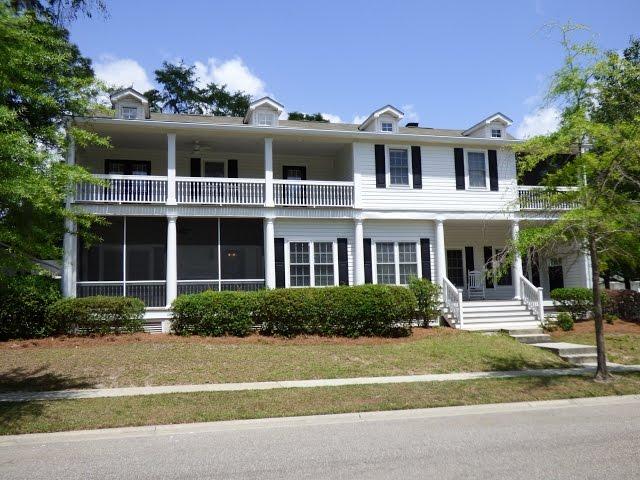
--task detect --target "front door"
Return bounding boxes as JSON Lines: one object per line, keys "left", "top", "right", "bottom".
{"left": 548, "top": 258, "right": 565, "bottom": 291}
{"left": 204, "top": 161, "right": 225, "bottom": 178}
{"left": 446, "top": 249, "right": 464, "bottom": 288}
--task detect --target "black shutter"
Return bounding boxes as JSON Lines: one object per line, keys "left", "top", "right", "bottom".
{"left": 190, "top": 158, "right": 201, "bottom": 177}
{"left": 488, "top": 149, "right": 498, "bottom": 191}
{"left": 337, "top": 238, "right": 349, "bottom": 285}
{"left": 275, "top": 238, "right": 285, "bottom": 288}
{"left": 375, "top": 144, "right": 386, "bottom": 188}
{"left": 420, "top": 238, "right": 432, "bottom": 281}
{"left": 465, "top": 247, "right": 475, "bottom": 280}
{"left": 228, "top": 159, "right": 238, "bottom": 178}
{"left": 454, "top": 148, "right": 465, "bottom": 190}
{"left": 483, "top": 246, "right": 494, "bottom": 288}
{"left": 411, "top": 146, "right": 422, "bottom": 189}
{"left": 363, "top": 238, "right": 373, "bottom": 283}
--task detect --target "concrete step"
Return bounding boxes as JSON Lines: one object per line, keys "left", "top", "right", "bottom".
{"left": 510, "top": 333, "right": 552, "bottom": 344}
{"left": 508, "top": 328, "right": 543, "bottom": 335}
{"left": 561, "top": 353, "right": 599, "bottom": 366}
{"left": 531, "top": 342, "right": 597, "bottom": 356}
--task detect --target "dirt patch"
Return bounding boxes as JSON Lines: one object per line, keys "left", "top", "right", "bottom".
{"left": 565, "top": 319, "right": 640, "bottom": 335}
{"left": 0, "top": 326, "right": 459, "bottom": 350}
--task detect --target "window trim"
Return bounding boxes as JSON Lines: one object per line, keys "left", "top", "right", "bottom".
{"left": 255, "top": 110, "right": 275, "bottom": 127}
{"left": 385, "top": 145, "right": 413, "bottom": 188}
{"left": 465, "top": 149, "right": 489, "bottom": 190}
{"left": 372, "top": 240, "right": 422, "bottom": 285}
{"left": 377, "top": 116, "right": 396, "bottom": 133}
{"left": 491, "top": 128, "right": 502, "bottom": 138}
{"left": 285, "top": 240, "right": 339, "bottom": 288}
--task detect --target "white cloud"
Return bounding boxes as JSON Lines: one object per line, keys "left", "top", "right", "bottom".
{"left": 321, "top": 113, "right": 343, "bottom": 123}
{"left": 401, "top": 104, "right": 420, "bottom": 123}
{"left": 352, "top": 114, "right": 367, "bottom": 124}
{"left": 194, "top": 57, "right": 267, "bottom": 97}
{"left": 94, "top": 55, "right": 154, "bottom": 92}
{"left": 515, "top": 107, "right": 560, "bottom": 139}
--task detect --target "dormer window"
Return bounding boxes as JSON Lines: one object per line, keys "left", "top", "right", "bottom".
{"left": 121, "top": 106, "right": 138, "bottom": 120}
{"left": 256, "top": 111, "right": 275, "bottom": 126}
{"left": 491, "top": 128, "right": 502, "bottom": 138}
{"left": 381, "top": 121, "right": 394, "bottom": 132}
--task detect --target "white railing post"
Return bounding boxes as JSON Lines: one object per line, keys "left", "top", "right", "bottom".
{"left": 167, "top": 133, "right": 177, "bottom": 205}
{"left": 264, "top": 138, "right": 274, "bottom": 207}
{"left": 457, "top": 288, "right": 464, "bottom": 329}
{"left": 537, "top": 287, "right": 545, "bottom": 323}
{"left": 166, "top": 214, "right": 177, "bottom": 307}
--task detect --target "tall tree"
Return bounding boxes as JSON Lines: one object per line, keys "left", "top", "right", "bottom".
{"left": 0, "top": 2, "right": 106, "bottom": 271}
{"left": 9, "top": 0, "right": 107, "bottom": 25}
{"left": 288, "top": 112, "right": 327, "bottom": 122}
{"left": 514, "top": 24, "right": 640, "bottom": 381}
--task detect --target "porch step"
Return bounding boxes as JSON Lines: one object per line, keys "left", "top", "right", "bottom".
{"left": 462, "top": 310, "right": 531, "bottom": 319}
{"left": 463, "top": 305, "right": 530, "bottom": 314}
{"left": 463, "top": 300, "right": 523, "bottom": 308}
{"left": 462, "top": 321, "right": 542, "bottom": 332}
{"left": 462, "top": 315, "right": 539, "bottom": 324}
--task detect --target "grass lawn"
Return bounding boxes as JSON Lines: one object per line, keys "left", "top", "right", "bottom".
{"left": 1, "top": 373, "right": 639, "bottom": 435}
{"left": 0, "top": 328, "right": 568, "bottom": 392}
{"left": 551, "top": 319, "right": 640, "bottom": 365}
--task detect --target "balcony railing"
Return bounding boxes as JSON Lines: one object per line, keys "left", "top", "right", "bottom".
{"left": 518, "top": 186, "right": 579, "bottom": 211}
{"left": 75, "top": 174, "right": 168, "bottom": 203}
{"left": 176, "top": 178, "right": 265, "bottom": 205}
{"left": 76, "top": 280, "right": 167, "bottom": 307}
{"left": 177, "top": 279, "right": 265, "bottom": 295}
{"left": 273, "top": 180, "right": 354, "bottom": 207}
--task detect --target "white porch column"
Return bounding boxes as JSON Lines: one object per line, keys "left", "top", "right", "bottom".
{"left": 167, "top": 133, "right": 177, "bottom": 205}
{"left": 264, "top": 216, "right": 276, "bottom": 288}
{"left": 511, "top": 219, "right": 523, "bottom": 299}
{"left": 62, "top": 134, "right": 76, "bottom": 298}
{"left": 166, "top": 214, "right": 178, "bottom": 306}
{"left": 264, "top": 138, "right": 274, "bottom": 207}
{"left": 354, "top": 218, "right": 364, "bottom": 285}
{"left": 435, "top": 217, "right": 446, "bottom": 286}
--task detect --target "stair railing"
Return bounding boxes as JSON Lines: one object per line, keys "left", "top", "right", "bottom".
{"left": 442, "top": 277, "right": 464, "bottom": 329}
{"left": 520, "top": 275, "right": 545, "bottom": 323}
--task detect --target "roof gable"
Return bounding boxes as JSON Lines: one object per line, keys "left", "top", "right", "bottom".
{"left": 244, "top": 96, "right": 285, "bottom": 123}
{"left": 358, "top": 105, "right": 404, "bottom": 131}
{"left": 462, "top": 112, "right": 513, "bottom": 136}
{"left": 109, "top": 88, "right": 150, "bottom": 118}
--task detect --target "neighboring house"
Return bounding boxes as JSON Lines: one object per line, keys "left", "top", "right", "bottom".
{"left": 62, "top": 88, "right": 591, "bottom": 332}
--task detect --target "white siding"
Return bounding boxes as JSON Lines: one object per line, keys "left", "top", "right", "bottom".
{"left": 275, "top": 219, "right": 355, "bottom": 286}
{"left": 355, "top": 142, "right": 518, "bottom": 212}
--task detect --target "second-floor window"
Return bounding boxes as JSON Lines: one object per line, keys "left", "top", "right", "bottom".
{"left": 491, "top": 128, "right": 502, "bottom": 138}
{"left": 389, "top": 148, "right": 409, "bottom": 185}
{"left": 467, "top": 151, "right": 487, "bottom": 189}
{"left": 381, "top": 121, "right": 394, "bottom": 132}
{"left": 121, "top": 106, "right": 138, "bottom": 120}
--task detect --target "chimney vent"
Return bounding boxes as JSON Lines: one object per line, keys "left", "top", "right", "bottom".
{"left": 406, "top": 122, "right": 419, "bottom": 128}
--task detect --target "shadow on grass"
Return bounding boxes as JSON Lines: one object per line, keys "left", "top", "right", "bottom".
{"left": 483, "top": 353, "right": 566, "bottom": 372}
{"left": 0, "top": 366, "right": 95, "bottom": 393}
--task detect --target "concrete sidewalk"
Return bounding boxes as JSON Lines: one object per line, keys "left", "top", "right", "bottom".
{"left": 2, "top": 364, "right": 639, "bottom": 403}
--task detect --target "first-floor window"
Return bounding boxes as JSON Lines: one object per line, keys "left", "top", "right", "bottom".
{"left": 398, "top": 242, "right": 418, "bottom": 284}
{"left": 376, "top": 242, "right": 396, "bottom": 284}
{"left": 376, "top": 241, "right": 420, "bottom": 285}
{"left": 289, "top": 242, "right": 311, "bottom": 287}
{"left": 314, "top": 242, "right": 334, "bottom": 286}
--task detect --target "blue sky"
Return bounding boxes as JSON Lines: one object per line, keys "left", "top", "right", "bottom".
{"left": 69, "top": 0, "right": 640, "bottom": 137}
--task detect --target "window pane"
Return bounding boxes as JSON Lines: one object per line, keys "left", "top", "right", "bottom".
{"left": 314, "top": 242, "right": 333, "bottom": 264}
{"left": 376, "top": 242, "right": 396, "bottom": 284}
{"left": 290, "top": 265, "right": 310, "bottom": 286}
{"left": 290, "top": 242, "right": 309, "bottom": 264}
{"left": 314, "top": 265, "right": 334, "bottom": 286}
{"left": 126, "top": 218, "right": 167, "bottom": 281}
{"left": 314, "top": 242, "right": 334, "bottom": 286}
{"left": 220, "top": 219, "right": 264, "bottom": 280}
{"left": 381, "top": 122, "right": 393, "bottom": 132}
{"left": 468, "top": 152, "right": 486, "bottom": 188}
{"left": 78, "top": 217, "right": 124, "bottom": 281}
{"left": 491, "top": 129, "right": 501, "bottom": 138}
{"left": 177, "top": 218, "right": 218, "bottom": 280}
{"left": 290, "top": 242, "right": 310, "bottom": 287}
{"left": 399, "top": 264, "right": 418, "bottom": 285}
{"left": 389, "top": 149, "right": 409, "bottom": 185}
{"left": 398, "top": 242, "right": 417, "bottom": 284}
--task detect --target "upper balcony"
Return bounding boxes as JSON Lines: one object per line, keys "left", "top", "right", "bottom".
{"left": 73, "top": 126, "right": 355, "bottom": 208}
{"left": 517, "top": 186, "right": 579, "bottom": 211}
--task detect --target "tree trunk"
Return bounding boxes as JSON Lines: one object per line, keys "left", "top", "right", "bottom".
{"left": 603, "top": 271, "right": 611, "bottom": 289}
{"left": 588, "top": 237, "right": 610, "bottom": 381}
{"left": 624, "top": 276, "right": 631, "bottom": 290}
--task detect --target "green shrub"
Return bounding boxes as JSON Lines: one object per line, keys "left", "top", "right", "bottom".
{"left": 47, "top": 296, "right": 145, "bottom": 335}
{"left": 0, "top": 275, "right": 61, "bottom": 340}
{"left": 605, "top": 290, "right": 640, "bottom": 321}
{"left": 408, "top": 277, "right": 441, "bottom": 327}
{"left": 555, "top": 312, "right": 574, "bottom": 331}
{"left": 172, "top": 290, "right": 257, "bottom": 336}
{"left": 255, "top": 284, "right": 417, "bottom": 338}
{"left": 550, "top": 287, "right": 593, "bottom": 321}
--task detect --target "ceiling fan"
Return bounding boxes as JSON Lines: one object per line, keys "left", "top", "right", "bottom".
{"left": 191, "top": 140, "right": 213, "bottom": 155}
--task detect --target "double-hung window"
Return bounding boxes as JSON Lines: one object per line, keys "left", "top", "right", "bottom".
{"left": 398, "top": 242, "right": 418, "bottom": 284}
{"left": 467, "top": 151, "right": 487, "bottom": 188}
{"left": 376, "top": 242, "right": 396, "bottom": 284}
{"left": 376, "top": 241, "right": 419, "bottom": 285}
{"left": 381, "top": 121, "right": 394, "bottom": 132}
{"left": 289, "top": 241, "right": 335, "bottom": 287}
{"left": 491, "top": 128, "right": 502, "bottom": 138}
{"left": 256, "top": 111, "right": 274, "bottom": 126}
{"left": 389, "top": 148, "right": 409, "bottom": 186}
{"left": 121, "top": 106, "right": 138, "bottom": 120}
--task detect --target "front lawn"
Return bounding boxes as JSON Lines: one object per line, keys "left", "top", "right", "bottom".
{"left": 2, "top": 373, "right": 639, "bottom": 435}
{"left": 551, "top": 319, "right": 640, "bottom": 365}
{"left": 0, "top": 328, "right": 567, "bottom": 392}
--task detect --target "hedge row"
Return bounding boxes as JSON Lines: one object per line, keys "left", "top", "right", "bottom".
{"left": 605, "top": 290, "right": 640, "bottom": 321}
{"left": 551, "top": 287, "right": 640, "bottom": 322}
{"left": 172, "top": 284, "right": 420, "bottom": 338}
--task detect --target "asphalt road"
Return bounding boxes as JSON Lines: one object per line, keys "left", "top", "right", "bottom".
{"left": 1, "top": 396, "right": 639, "bottom": 479}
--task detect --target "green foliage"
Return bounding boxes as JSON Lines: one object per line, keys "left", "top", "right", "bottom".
{"left": 408, "top": 277, "right": 441, "bottom": 327}
{"left": 47, "top": 296, "right": 145, "bottom": 335}
{"left": 550, "top": 287, "right": 593, "bottom": 321}
{"left": 605, "top": 290, "right": 640, "bottom": 321}
{"left": 143, "top": 61, "right": 251, "bottom": 116}
{"left": 0, "top": 5, "right": 106, "bottom": 271}
{"left": 255, "top": 285, "right": 417, "bottom": 338}
{"left": 0, "top": 274, "right": 61, "bottom": 340}
{"left": 555, "top": 312, "right": 575, "bottom": 331}
{"left": 287, "top": 112, "right": 328, "bottom": 122}
{"left": 10, "top": 0, "right": 107, "bottom": 26}
{"left": 171, "top": 290, "right": 257, "bottom": 337}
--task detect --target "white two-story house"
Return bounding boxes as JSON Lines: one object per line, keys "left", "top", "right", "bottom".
{"left": 62, "top": 88, "right": 591, "bottom": 332}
